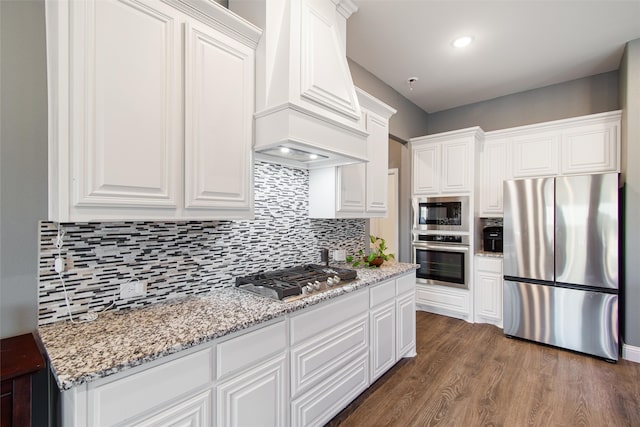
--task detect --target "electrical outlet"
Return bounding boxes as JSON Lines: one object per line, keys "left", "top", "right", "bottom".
{"left": 120, "top": 281, "right": 147, "bottom": 299}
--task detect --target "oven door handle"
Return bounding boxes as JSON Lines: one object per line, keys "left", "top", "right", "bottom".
{"left": 413, "top": 243, "right": 469, "bottom": 252}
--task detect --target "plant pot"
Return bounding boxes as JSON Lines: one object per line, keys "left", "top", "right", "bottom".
{"left": 366, "top": 256, "right": 384, "bottom": 267}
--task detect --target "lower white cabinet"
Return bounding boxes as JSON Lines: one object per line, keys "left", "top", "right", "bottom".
{"left": 60, "top": 272, "right": 417, "bottom": 427}
{"left": 216, "top": 354, "right": 288, "bottom": 427}
{"left": 416, "top": 284, "right": 471, "bottom": 322}
{"left": 369, "top": 280, "right": 396, "bottom": 382}
{"left": 474, "top": 256, "right": 503, "bottom": 327}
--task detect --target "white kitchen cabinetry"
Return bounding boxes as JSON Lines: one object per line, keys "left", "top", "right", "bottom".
{"left": 396, "top": 273, "right": 417, "bottom": 359}
{"left": 60, "top": 271, "right": 417, "bottom": 427}
{"left": 290, "top": 291, "right": 369, "bottom": 426}
{"left": 478, "top": 138, "right": 511, "bottom": 217}
{"left": 216, "top": 321, "right": 288, "bottom": 427}
{"left": 369, "top": 280, "right": 396, "bottom": 382}
{"left": 474, "top": 256, "right": 503, "bottom": 327}
{"left": 308, "top": 89, "right": 396, "bottom": 218}
{"left": 410, "top": 128, "right": 482, "bottom": 195}
{"left": 46, "top": 0, "right": 260, "bottom": 222}
{"left": 478, "top": 110, "right": 621, "bottom": 216}
{"left": 560, "top": 117, "right": 620, "bottom": 175}
{"left": 74, "top": 347, "right": 215, "bottom": 426}
{"left": 416, "top": 284, "right": 471, "bottom": 322}
{"left": 511, "top": 132, "right": 560, "bottom": 178}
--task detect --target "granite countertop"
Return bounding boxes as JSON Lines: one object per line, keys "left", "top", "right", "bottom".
{"left": 476, "top": 251, "right": 504, "bottom": 258}
{"left": 38, "top": 262, "right": 418, "bottom": 391}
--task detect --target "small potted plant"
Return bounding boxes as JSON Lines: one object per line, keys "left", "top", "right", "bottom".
{"left": 347, "top": 235, "right": 395, "bottom": 268}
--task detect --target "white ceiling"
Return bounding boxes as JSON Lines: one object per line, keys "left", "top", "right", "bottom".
{"left": 346, "top": 0, "right": 640, "bottom": 113}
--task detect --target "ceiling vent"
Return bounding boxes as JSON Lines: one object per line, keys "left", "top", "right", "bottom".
{"left": 230, "top": 0, "right": 368, "bottom": 169}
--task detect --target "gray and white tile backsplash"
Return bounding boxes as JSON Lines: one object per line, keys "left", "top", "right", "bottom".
{"left": 38, "top": 161, "right": 366, "bottom": 325}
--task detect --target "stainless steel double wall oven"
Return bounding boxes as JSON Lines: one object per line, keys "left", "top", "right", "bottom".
{"left": 412, "top": 196, "right": 470, "bottom": 289}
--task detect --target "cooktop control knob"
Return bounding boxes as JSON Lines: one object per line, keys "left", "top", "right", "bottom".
{"left": 313, "top": 280, "right": 321, "bottom": 290}
{"left": 333, "top": 275, "right": 341, "bottom": 284}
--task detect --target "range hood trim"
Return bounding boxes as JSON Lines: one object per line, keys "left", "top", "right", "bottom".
{"left": 253, "top": 101, "right": 370, "bottom": 169}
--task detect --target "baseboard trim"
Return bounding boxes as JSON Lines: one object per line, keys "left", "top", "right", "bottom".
{"left": 622, "top": 343, "right": 640, "bottom": 363}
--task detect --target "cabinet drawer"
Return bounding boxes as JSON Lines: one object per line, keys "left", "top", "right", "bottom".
{"left": 217, "top": 320, "right": 286, "bottom": 379}
{"left": 475, "top": 256, "right": 503, "bottom": 273}
{"left": 87, "top": 347, "right": 213, "bottom": 426}
{"left": 291, "top": 354, "right": 368, "bottom": 427}
{"left": 290, "top": 291, "right": 368, "bottom": 346}
{"left": 416, "top": 284, "right": 469, "bottom": 315}
{"left": 396, "top": 272, "right": 416, "bottom": 296}
{"left": 369, "top": 279, "right": 395, "bottom": 307}
{"left": 291, "top": 314, "right": 368, "bottom": 397}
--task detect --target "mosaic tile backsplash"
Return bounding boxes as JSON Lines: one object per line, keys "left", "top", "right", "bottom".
{"left": 38, "top": 161, "right": 366, "bottom": 325}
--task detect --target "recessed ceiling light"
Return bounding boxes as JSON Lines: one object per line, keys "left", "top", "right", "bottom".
{"left": 453, "top": 36, "right": 473, "bottom": 48}
{"left": 279, "top": 147, "right": 291, "bottom": 154}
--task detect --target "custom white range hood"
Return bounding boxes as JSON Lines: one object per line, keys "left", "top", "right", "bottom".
{"left": 230, "top": 0, "right": 368, "bottom": 169}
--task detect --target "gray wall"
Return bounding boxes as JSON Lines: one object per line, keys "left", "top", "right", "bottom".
{"left": 348, "top": 58, "right": 429, "bottom": 142}
{"left": 620, "top": 38, "right": 640, "bottom": 348}
{"left": 0, "top": 0, "right": 48, "bottom": 339}
{"left": 427, "top": 71, "right": 620, "bottom": 134}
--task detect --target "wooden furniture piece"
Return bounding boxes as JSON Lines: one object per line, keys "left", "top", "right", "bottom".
{"left": 1, "top": 333, "right": 45, "bottom": 427}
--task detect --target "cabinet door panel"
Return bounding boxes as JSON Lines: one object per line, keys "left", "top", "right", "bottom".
{"left": 480, "top": 139, "right": 510, "bottom": 216}
{"left": 396, "top": 292, "right": 416, "bottom": 358}
{"left": 217, "top": 355, "right": 287, "bottom": 427}
{"left": 291, "top": 355, "right": 368, "bottom": 427}
{"left": 132, "top": 390, "right": 211, "bottom": 427}
{"left": 370, "top": 302, "right": 395, "bottom": 381}
{"left": 512, "top": 133, "right": 559, "bottom": 178}
{"left": 73, "top": 0, "right": 181, "bottom": 208}
{"left": 184, "top": 21, "right": 253, "bottom": 211}
{"left": 441, "top": 140, "right": 471, "bottom": 193}
{"left": 561, "top": 122, "right": 619, "bottom": 174}
{"left": 365, "top": 112, "right": 389, "bottom": 213}
{"left": 337, "top": 163, "right": 366, "bottom": 213}
{"left": 412, "top": 145, "right": 439, "bottom": 194}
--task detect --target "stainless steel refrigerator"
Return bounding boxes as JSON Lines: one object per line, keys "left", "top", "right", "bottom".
{"left": 503, "top": 173, "right": 619, "bottom": 361}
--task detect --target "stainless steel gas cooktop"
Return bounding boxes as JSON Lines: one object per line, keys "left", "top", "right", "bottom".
{"left": 235, "top": 264, "right": 358, "bottom": 301}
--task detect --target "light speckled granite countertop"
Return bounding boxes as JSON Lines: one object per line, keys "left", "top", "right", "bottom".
{"left": 476, "top": 251, "right": 504, "bottom": 258}
{"left": 38, "top": 263, "right": 417, "bottom": 391}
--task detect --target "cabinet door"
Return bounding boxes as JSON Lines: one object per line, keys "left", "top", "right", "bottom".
{"left": 337, "top": 163, "right": 366, "bottom": 213}
{"left": 475, "top": 257, "right": 503, "bottom": 326}
{"left": 441, "top": 140, "right": 471, "bottom": 193}
{"left": 184, "top": 20, "right": 254, "bottom": 217}
{"left": 365, "top": 112, "right": 389, "bottom": 214}
{"left": 561, "top": 121, "right": 619, "bottom": 175}
{"left": 133, "top": 391, "right": 212, "bottom": 427}
{"left": 70, "top": 0, "right": 182, "bottom": 212}
{"left": 396, "top": 292, "right": 416, "bottom": 359}
{"left": 370, "top": 301, "right": 396, "bottom": 382}
{"left": 480, "top": 139, "right": 510, "bottom": 216}
{"left": 217, "top": 355, "right": 287, "bottom": 427}
{"left": 412, "top": 144, "right": 440, "bottom": 194}
{"left": 512, "top": 133, "right": 560, "bottom": 178}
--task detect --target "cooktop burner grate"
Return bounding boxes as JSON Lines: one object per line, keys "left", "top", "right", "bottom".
{"left": 235, "top": 264, "right": 358, "bottom": 300}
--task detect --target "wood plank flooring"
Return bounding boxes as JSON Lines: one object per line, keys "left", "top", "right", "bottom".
{"left": 327, "top": 311, "right": 640, "bottom": 427}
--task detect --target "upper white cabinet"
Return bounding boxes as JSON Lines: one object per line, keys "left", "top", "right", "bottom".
{"left": 410, "top": 128, "right": 482, "bottom": 195}
{"left": 230, "top": 0, "right": 370, "bottom": 168}
{"left": 46, "top": 0, "right": 260, "bottom": 222}
{"left": 308, "top": 89, "right": 396, "bottom": 218}
{"left": 560, "top": 118, "right": 620, "bottom": 175}
{"left": 478, "top": 111, "right": 621, "bottom": 217}
{"left": 478, "top": 138, "right": 511, "bottom": 217}
{"left": 511, "top": 132, "right": 560, "bottom": 178}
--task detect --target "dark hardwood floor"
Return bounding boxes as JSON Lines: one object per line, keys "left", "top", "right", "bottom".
{"left": 327, "top": 311, "right": 640, "bottom": 427}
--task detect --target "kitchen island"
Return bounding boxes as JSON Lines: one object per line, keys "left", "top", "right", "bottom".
{"left": 39, "top": 263, "right": 417, "bottom": 426}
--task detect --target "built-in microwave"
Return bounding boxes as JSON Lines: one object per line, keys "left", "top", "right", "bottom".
{"left": 412, "top": 196, "right": 469, "bottom": 232}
